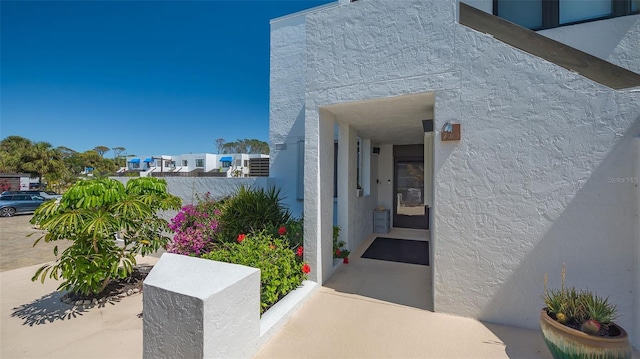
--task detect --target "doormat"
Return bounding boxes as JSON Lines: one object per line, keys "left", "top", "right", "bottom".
{"left": 361, "top": 237, "right": 429, "bottom": 266}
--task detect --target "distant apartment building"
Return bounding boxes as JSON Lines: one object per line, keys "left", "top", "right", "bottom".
{"left": 122, "top": 153, "right": 269, "bottom": 177}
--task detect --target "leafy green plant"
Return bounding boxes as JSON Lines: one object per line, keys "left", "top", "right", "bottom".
{"left": 332, "top": 225, "right": 349, "bottom": 258}
{"left": 217, "top": 185, "right": 291, "bottom": 241}
{"left": 543, "top": 264, "right": 618, "bottom": 336}
{"left": 202, "top": 232, "right": 309, "bottom": 314}
{"left": 30, "top": 177, "right": 181, "bottom": 295}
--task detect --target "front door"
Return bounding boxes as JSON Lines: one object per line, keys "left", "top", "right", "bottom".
{"left": 393, "top": 150, "right": 429, "bottom": 229}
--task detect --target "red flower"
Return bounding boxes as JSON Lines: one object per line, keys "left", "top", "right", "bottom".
{"left": 237, "top": 234, "right": 246, "bottom": 243}
{"left": 302, "top": 263, "right": 311, "bottom": 274}
{"left": 335, "top": 249, "right": 342, "bottom": 256}
{"left": 296, "top": 246, "right": 304, "bottom": 257}
{"left": 278, "top": 226, "right": 287, "bottom": 236}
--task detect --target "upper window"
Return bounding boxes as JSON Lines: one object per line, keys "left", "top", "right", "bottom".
{"left": 495, "top": 0, "right": 639, "bottom": 30}
{"left": 195, "top": 159, "right": 204, "bottom": 168}
{"left": 496, "top": 0, "right": 543, "bottom": 30}
{"left": 559, "top": 0, "right": 611, "bottom": 24}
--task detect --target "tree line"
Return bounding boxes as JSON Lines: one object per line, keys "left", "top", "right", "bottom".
{"left": 0, "top": 136, "right": 125, "bottom": 189}
{"left": 0, "top": 136, "right": 271, "bottom": 189}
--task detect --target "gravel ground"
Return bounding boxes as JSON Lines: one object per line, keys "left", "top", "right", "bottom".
{"left": 0, "top": 214, "right": 165, "bottom": 272}
{"left": 0, "top": 214, "right": 73, "bottom": 272}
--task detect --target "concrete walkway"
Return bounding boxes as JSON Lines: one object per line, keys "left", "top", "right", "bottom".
{"left": 0, "top": 257, "right": 158, "bottom": 359}
{"left": 255, "top": 232, "right": 638, "bottom": 359}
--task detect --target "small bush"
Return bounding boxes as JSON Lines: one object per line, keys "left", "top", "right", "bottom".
{"left": 167, "top": 192, "right": 223, "bottom": 256}
{"left": 216, "top": 185, "right": 291, "bottom": 241}
{"left": 275, "top": 217, "right": 303, "bottom": 249}
{"left": 202, "top": 232, "right": 309, "bottom": 314}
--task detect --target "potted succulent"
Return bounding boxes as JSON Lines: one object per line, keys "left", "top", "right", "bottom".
{"left": 540, "top": 265, "right": 632, "bottom": 359}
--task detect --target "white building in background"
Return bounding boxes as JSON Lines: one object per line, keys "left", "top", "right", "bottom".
{"left": 123, "top": 153, "right": 269, "bottom": 177}
{"left": 269, "top": 0, "right": 640, "bottom": 348}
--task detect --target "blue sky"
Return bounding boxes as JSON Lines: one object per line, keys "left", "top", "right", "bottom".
{"left": 1, "top": 0, "right": 333, "bottom": 157}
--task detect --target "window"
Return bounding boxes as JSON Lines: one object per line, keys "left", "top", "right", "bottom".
{"left": 182, "top": 160, "right": 188, "bottom": 166}
{"left": 221, "top": 160, "right": 231, "bottom": 168}
{"left": 559, "top": 0, "right": 611, "bottom": 24}
{"left": 244, "top": 160, "right": 249, "bottom": 167}
{"left": 494, "top": 0, "right": 638, "bottom": 30}
{"left": 195, "top": 159, "right": 204, "bottom": 168}
{"left": 496, "top": 0, "right": 543, "bottom": 30}
{"left": 236, "top": 159, "right": 241, "bottom": 167}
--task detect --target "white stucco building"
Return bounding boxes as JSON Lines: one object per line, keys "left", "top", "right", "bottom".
{"left": 124, "top": 153, "right": 269, "bottom": 177}
{"left": 269, "top": 0, "right": 640, "bottom": 348}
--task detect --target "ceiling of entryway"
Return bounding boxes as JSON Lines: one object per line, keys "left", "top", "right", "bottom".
{"left": 322, "top": 92, "right": 435, "bottom": 145}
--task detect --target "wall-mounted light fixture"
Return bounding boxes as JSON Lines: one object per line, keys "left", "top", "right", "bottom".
{"left": 441, "top": 121, "right": 461, "bottom": 141}
{"left": 373, "top": 147, "right": 380, "bottom": 154}
{"left": 275, "top": 143, "right": 287, "bottom": 150}
{"left": 422, "top": 119, "right": 434, "bottom": 133}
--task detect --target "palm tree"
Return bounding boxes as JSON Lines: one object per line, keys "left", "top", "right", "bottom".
{"left": 22, "top": 141, "right": 65, "bottom": 187}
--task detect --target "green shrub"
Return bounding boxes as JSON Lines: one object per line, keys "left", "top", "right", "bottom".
{"left": 217, "top": 185, "right": 291, "bottom": 241}
{"left": 202, "top": 232, "right": 309, "bottom": 314}
{"left": 275, "top": 217, "right": 303, "bottom": 249}
{"left": 30, "top": 177, "right": 181, "bottom": 295}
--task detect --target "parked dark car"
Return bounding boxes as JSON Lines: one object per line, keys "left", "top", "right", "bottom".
{"left": 0, "top": 193, "right": 47, "bottom": 217}
{"left": 1, "top": 190, "right": 62, "bottom": 200}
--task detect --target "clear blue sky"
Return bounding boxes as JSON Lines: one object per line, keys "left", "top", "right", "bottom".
{"left": 1, "top": 0, "right": 333, "bottom": 157}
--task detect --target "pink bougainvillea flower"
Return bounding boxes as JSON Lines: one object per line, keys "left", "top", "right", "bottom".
{"left": 296, "top": 246, "right": 304, "bottom": 257}
{"left": 278, "top": 226, "right": 287, "bottom": 236}
{"left": 237, "top": 233, "right": 246, "bottom": 243}
{"left": 302, "top": 263, "right": 311, "bottom": 274}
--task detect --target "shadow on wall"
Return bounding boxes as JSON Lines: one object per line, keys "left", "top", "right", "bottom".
{"left": 269, "top": 106, "right": 305, "bottom": 217}
{"left": 480, "top": 117, "right": 640, "bottom": 345}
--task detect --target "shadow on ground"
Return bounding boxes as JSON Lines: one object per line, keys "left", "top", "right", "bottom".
{"left": 10, "top": 291, "right": 124, "bottom": 326}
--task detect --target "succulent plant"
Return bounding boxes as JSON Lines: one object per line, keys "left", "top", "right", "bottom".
{"left": 543, "top": 264, "right": 619, "bottom": 336}
{"left": 581, "top": 319, "right": 601, "bottom": 335}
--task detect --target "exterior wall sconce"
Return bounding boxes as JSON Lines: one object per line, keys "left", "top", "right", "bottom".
{"left": 441, "top": 121, "right": 461, "bottom": 141}
{"left": 422, "top": 119, "right": 434, "bottom": 133}
{"left": 275, "top": 143, "right": 287, "bottom": 150}
{"left": 373, "top": 147, "right": 380, "bottom": 154}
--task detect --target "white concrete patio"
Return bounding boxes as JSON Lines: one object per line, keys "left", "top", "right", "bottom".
{"left": 256, "top": 230, "right": 555, "bottom": 358}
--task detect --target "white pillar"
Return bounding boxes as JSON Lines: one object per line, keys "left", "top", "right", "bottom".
{"left": 143, "top": 254, "right": 260, "bottom": 359}
{"left": 635, "top": 136, "right": 640, "bottom": 348}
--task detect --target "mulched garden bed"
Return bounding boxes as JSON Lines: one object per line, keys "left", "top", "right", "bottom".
{"left": 61, "top": 264, "right": 153, "bottom": 307}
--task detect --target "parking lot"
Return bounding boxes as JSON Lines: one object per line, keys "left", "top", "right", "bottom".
{"left": 0, "top": 214, "right": 73, "bottom": 272}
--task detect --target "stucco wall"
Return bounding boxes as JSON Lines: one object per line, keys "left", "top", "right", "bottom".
{"left": 269, "top": 14, "right": 308, "bottom": 217}
{"left": 296, "top": 0, "right": 639, "bottom": 346}
{"left": 112, "top": 177, "right": 277, "bottom": 220}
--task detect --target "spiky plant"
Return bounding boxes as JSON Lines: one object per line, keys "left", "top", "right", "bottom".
{"left": 543, "top": 264, "right": 619, "bottom": 336}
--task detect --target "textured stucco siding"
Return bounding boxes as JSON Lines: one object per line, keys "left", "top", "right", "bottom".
{"left": 269, "top": 15, "right": 307, "bottom": 217}
{"left": 298, "top": 0, "right": 640, "bottom": 346}
{"left": 437, "top": 23, "right": 639, "bottom": 339}
{"left": 143, "top": 254, "right": 260, "bottom": 359}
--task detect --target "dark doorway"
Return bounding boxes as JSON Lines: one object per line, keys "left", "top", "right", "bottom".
{"left": 393, "top": 145, "right": 429, "bottom": 229}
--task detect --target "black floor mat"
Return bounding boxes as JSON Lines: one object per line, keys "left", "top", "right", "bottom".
{"left": 361, "top": 237, "right": 429, "bottom": 266}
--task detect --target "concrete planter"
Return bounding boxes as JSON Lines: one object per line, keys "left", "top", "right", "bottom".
{"left": 539, "top": 309, "right": 632, "bottom": 359}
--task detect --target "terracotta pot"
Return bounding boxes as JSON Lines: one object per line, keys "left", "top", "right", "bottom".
{"left": 540, "top": 309, "right": 632, "bottom": 359}
{"left": 343, "top": 257, "right": 349, "bottom": 264}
